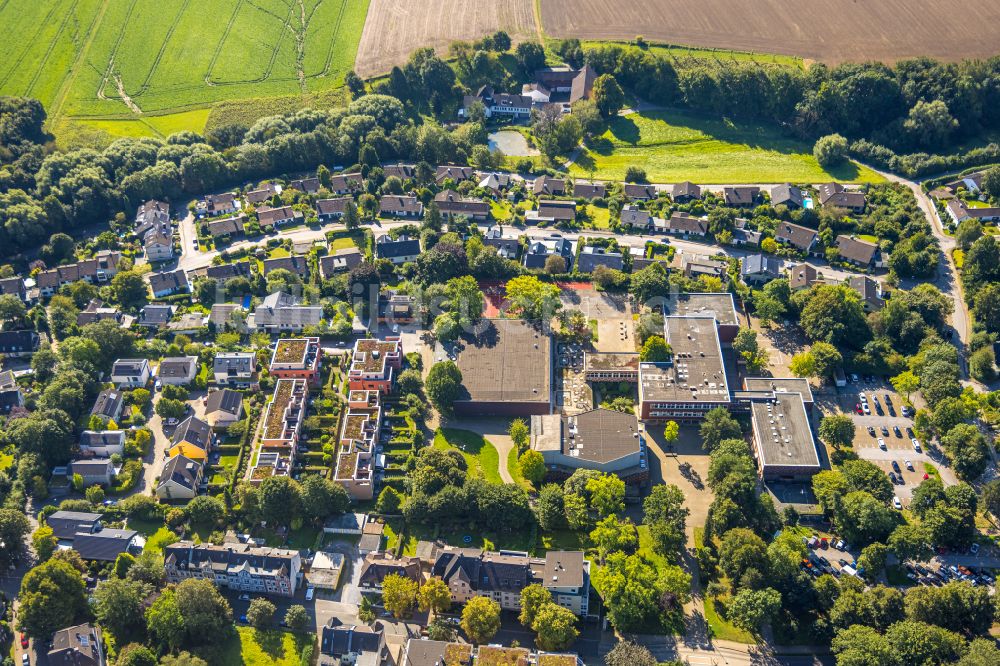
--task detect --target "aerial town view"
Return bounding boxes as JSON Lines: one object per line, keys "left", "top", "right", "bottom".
{"left": 2, "top": 1, "right": 1000, "bottom": 665}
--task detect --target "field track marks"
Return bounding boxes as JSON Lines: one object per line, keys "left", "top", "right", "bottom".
{"left": 295, "top": 0, "right": 307, "bottom": 90}
{"left": 113, "top": 72, "right": 143, "bottom": 113}
{"left": 95, "top": 0, "right": 139, "bottom": 105}
{"left": 0, "top": 0, "right": 66, "bottom": 90}
{"left": 131, "top": 0, "right": 194, "bottom": 98}
{"left": 207, "top": 0, "right": 296, "bottom": 85}
{"left": 204, "top": 0, "right": 247, "bottom": 86}
{"left": 25, "top": 0, "right": 83, "bottom": 97}
{"left": 49, "top": 0, "right": 115, "bottom": 119}
{"left": 312, "top": 0, "right": 349, "bottom": 79}
{"left": 532, "top": 0, "right": 544, "bottom": 43}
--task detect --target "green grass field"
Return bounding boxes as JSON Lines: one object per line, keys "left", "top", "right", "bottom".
{"left": 195, "top": 627, "right": 312, "bottom": 666}
{"left": 569, "top": 109, "right": 885, "bottom": 184}
{"left": 0, "top": 0, "right": 370, "bottom": 140}
{"left": 433, "top": 428, "right": 502, "bottom": 484}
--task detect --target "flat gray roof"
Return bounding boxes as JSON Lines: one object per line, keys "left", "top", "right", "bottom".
{"left": 566, "top": 408, "right": 642, "bottom": 464}
{"left": 449, "top": 319, "right": 551, "bottom": 404}
{"left": 743, "top": 377, "right": 814, "bottom": 404}
{"left": 665, "top": 292, "right": 739, "bottom": 327}
{"left": 641, "top": 316, "right": 729, "bottom": 404}
{"left": 751, "top": 392, "right": 819, "bottom": 468}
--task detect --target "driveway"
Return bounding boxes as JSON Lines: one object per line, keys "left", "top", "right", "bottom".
{"left": 134, "top": 393, "right": 171, "bottom": 496}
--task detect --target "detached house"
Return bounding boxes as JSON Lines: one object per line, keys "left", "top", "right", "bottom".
{"left": 532, "top": 175, "right": 566, "bottom": 197}
{"left": 320, "top": 247, "right": 363, "bottom": 278}
{"left": 788, "top": 263, "right": 820, "bottom": 291}
{"left": 848, "top": 275, "right": 886, "bottom": 311}
{"left": 0, "top": 330, "right": 38, "bottom": 356}
{"left": 946, "top": 199, "right": 1000, "bottom": 224}
{"left": 836, "top": 235, "right": 884, "bottom": 269}
{"left": 573, "top": 181, "right": 606, "bottom": 199}
{"left": 289, "top": 177, "right": 321, "bottom": 194}
{"left": 378, "top": 195, "right": 423, "bottom": 218}
{"left": 524, "top": 235, "right": 573, "bottom": 270}
{"left": 577, "top": 246, "right": 624, "bottom": 273}
{"left": 206, "top": 215, "right": 246, "bottom": 240}
{"left": 90, "top": 389, "right": 124, "bottom": 424}
{"left": 434, "top": 190, "right": 490, "bottom": 220}
{"left": 111, "top": 359, "right": 151, "bottom": 387}
{"left": 48, "top": 624, "right": 106, "bottom": 666}
{"left": 213, "top": 352, "right": 256, "bottom": 387}
{"left": 671, "top": 181, "right": 701, "bottom": 202}
{"left": 528, "top": 200, "right": 576, "bottom": 224}
{"left": 741, "top": 254, "right": 783, "bottom": 286}
{"left": 245, "top": 182, "right": 281, "bottom": 205}
{"left": 205, "top": 389, "right": 244, "bottom": 430}
{"left": 157, "top": 356, "right": 199, "bottom": 386}
{"left": 316, "top": 197, "right": 352, "bottom": 221}
{"left": 156, "top": 455, "right": 203, "bottom": 500}
{"left": 328, "top": 173, "right": 362, "bottom": 195}
{"left": 770, "top": 184, "right": 805, "bottom": 209}
{"left": 249, "top": 292, "right": 322, "bottom": 333}
{"left": 666, "top": 212, "right": 708, "bottom": 237}
{"left": 624, "top": 183, "right": 657, "bottom": 201}
{"left": 435, "top": 165, "right": 474, "bottom": 184}
{"left": 774, "top": 221, "right": 819, "bottom": 254}
{"left": 375, "top": 235, "right": 421, "bottom": 265}
{"left": 819, "top": 183, "right": 866, "bottom": 213}
{"left": 723, "top": 186, "right": 761, "bottom": 207}
{"left": 461, "top": 86, "right": 532, "bottom": 120}
{"left": 168, "top": 416, "right": 213, "bottom": 460}
{"left": 262, "top": 255, "right": 309, "bottom": 279}
{"left": 257, "top": 206, "right": 302, "bottom": 229}
{"left": 197, "top": 193, "right": 239, "bottom": 217}
{"left": 148, "top": 269, "right": 189, "bottom": 298}
{"left": 620, "top": 205, "right": 651, "bottom": 228}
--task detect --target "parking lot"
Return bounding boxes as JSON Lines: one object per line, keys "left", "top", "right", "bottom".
{"left": 839, "top": 381, "right": 959, "bottom": 502}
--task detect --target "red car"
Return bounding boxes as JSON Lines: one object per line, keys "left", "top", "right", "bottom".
{"left": 20, "top": 634, "right": 28, "bottom": 649}
{"left": 855, "top": 403, "right": 863, "bottom": 415}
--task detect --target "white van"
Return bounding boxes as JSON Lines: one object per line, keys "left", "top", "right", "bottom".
{"left": 305, "top": 586, "right": 315, "bottom": 601}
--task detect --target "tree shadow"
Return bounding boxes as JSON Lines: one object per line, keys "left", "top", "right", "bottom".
{"left": 252, "top": 628, "right": 286, "bottom": 660}
{"left": 609, "top": 116, "right": 641, "bottom": 146}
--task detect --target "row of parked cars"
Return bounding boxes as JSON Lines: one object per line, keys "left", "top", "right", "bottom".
{"left": 904, "top": 562, "right": 995, "bottom": 588}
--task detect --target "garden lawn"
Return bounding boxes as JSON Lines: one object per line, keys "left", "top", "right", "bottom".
{"left": 433, "top": 428, "right": 502, "bottom": 484}
{"left": 196, "top": 627, "right": 312, "bottom": 666}
{"left": 329, "top": 236, "right": 358, "bottom": 251}
{"left": 568, "top": 109, "right": 886, "bottom": 184}
{"left": 703, "top": 594, "right": 755, "bottom": 643}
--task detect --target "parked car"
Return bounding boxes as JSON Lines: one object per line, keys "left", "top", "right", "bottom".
{"left": 20, "top": 634, "right": 28, "bottom": 649}
{"left": 891, "top": 460, "right": 900, "bottom": 472}
{"left": 912, "top": 439, "right": 922, "bottom": 453}
{"left": 881, "top": 426, "right": 890, "bottom": 436}
{"left": 970, "top": 543, "right": 980, "bottom": 556}
{"left": 893, "top": 426, "right": 902, "bottom": 438}
{"left": 902, "top": 405, "right": 913, "bottom": 417}
{"left": 905, "top": 460, "right": 914, "bottom": 471}
{"left": 878, "top": 438, "right": 887, "bottom": 450}
{"left": 906, "top": 427, "right": 915, "bottom": 438}
{"left": 893, "top": 497, "right": 902, "bottom": 509}
{"left": 862, "top": 403, "right": 871, "bottom": 415}
{"left": 164, "top": 418, "right": 178, "bottom": 426}
{"left": 855, "top": 403, "right": 864, "bottom": 415}
{"left": 867, "top": 425, "right": 876, "bottom": 436}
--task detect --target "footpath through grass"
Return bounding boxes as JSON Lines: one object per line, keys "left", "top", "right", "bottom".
{"left": 433, "top": 428, "right": 502, "bottom": 484}
{"left": 569, "top": 109, "right": 886, "bottom": 184}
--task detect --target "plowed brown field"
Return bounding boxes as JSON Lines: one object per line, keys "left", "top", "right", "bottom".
{"left": 354, "top": 0, "right": 537, "bottom": 77}
{"left": 541, "top": 0, "right": 1000, "bottom": 63}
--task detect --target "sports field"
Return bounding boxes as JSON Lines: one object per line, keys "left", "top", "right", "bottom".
{"left": 0, "top": 0, "right": 370, "bottom": 136}
{"left": 568, "top": 110, "right": 885, "bottom": 184}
